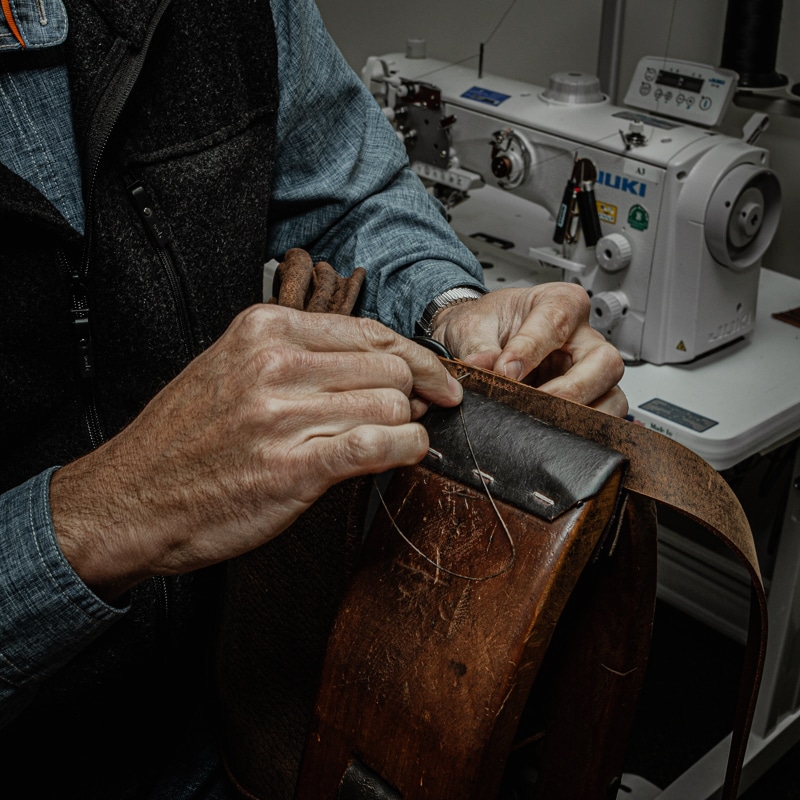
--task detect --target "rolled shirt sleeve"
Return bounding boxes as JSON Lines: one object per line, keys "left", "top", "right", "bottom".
{"left": 268, "top": 0, "right": 485, "bottom": 338}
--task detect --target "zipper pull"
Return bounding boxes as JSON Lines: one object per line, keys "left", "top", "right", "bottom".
{"left": 69, "top": 273, "right": 95, "bottom": 379}
{"left": 128, "top": 180, "right": 171, "bottom": 246}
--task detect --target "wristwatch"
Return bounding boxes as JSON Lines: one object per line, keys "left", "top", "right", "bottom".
{"left": 416, "top": 287, "right": 486, "bottom": 337}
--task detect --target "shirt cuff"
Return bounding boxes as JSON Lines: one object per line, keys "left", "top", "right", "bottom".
{"left": 0, "top": 468, "right": 127, "bottom": 689}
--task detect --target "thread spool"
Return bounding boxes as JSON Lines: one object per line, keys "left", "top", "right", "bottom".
{"left": 721, "top": 0, "right": 787, "bottom": 88}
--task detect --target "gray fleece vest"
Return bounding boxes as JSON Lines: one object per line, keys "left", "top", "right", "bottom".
{"left": 0, "top": 0, "right": 279, "bottom": 795}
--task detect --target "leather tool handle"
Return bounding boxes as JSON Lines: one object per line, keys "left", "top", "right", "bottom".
{"left": 271, "top": 247, "right": 366, "bottom": 315}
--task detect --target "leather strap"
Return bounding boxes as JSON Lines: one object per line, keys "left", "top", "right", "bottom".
{"left": 442, "top": 359, "right": 767, "bottom": 800}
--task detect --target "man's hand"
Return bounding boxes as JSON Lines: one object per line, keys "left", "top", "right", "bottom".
{"left": 51, "top": 305, "right": 463, "bottom": 600}
{"left": 431, "top": 283, "right": 627, "bottom": 416}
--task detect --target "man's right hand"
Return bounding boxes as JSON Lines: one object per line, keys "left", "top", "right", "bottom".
{"left": 50, "top": 305, "right": 463, "bottom": 600}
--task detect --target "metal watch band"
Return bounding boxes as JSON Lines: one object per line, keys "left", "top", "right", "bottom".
{"left": 416, "top": 287, "right": 485, "bottom": 336}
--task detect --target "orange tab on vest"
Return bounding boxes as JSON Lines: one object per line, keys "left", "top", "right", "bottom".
{"left": 1, "top": 0, "right": 26, "bottom": 49}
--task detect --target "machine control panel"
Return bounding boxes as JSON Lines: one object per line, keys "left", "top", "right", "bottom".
{"left": 623, "top": 56, "right": 738, "bottom": 127}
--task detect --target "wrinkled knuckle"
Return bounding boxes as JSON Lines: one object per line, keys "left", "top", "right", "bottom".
{"left": 605, "top": 346, "right": 626, "bottom": 382}
{"left": 567, "top": 282, "right": 591, "bottom": 309}
{"left": 238, "top": 302, "right": 277, "bottom": 329}
{"left": 255, "top": 344, "right": 293, "bottom": 374}
{"left": 347, "top": 426, "right": 388, "bottom": 464}
{"left": 548, "top": 304, "right": 577, "bottom": 342}
{"left": 383, "top": 389, "right": 412, "bottom": 425}
{"left": 359, "top": 318, "right": 398, "bottom": 351}
{"left": 512, "top": 331, "right": 539, "bottom": 352}
{"left": 235, "top": 303, "right": 292, "bottom": 344}
{"left": 387, "top": 355, "right": 415, "bottom": 395}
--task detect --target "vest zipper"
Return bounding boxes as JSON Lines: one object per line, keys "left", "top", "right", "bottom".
{"left": 127, "top": 179, "right": 194, "bottom": 362}
{"left": 58, "top": 248, "right": 105, "bottom": 449}
{"left": 68, "top": 0, "right": 174, "bottom": 451}
{"left": 80, "top": 0, "right": 174, "bottom": 286}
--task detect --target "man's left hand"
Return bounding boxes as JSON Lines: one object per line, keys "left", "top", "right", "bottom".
{"left": 430, "top": 283, "right": 628, "bottom": 417}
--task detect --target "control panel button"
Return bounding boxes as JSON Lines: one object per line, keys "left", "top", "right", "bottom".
{"left": 622, "top": 56, "right": 737, "bottom": 127}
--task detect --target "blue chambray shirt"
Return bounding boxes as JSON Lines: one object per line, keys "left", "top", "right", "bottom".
{"left": 0, "top": 0, "right": 84, "bottom": 232}
{"left": 0, "top": 0, "right": 484, "bottom": 725}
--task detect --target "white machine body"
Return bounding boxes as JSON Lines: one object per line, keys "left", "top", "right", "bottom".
{"left": 365, "top": 53, "right": 781, "bottom": 364}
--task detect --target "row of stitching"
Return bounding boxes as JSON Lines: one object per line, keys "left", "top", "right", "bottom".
{"left": 35, "top": 0, "right": 47, "bottom": 26}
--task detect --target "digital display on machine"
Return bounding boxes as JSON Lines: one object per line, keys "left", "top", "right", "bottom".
{"left": 656, "top": 70, "right": 704, "bottom": 94}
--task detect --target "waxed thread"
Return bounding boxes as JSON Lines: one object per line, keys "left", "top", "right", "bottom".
{"left": 373, "top": 402, "right": 516, "bottom": 582}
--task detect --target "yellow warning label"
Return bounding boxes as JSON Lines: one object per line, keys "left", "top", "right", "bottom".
{"left": 597, "top": 201, "right": 617, "bottom": 225}
{"left": 676, "top": 340, "right": 687, "bottom": 352}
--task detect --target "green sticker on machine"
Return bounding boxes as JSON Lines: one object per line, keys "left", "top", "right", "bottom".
{"left": 628, "top": 204, "right": 649, "bottom": 231}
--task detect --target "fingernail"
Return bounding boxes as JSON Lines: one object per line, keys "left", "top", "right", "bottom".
{"left": 502, "top": 360, "right": 524, "bottom": 381}
{"left": 447, "top": 374, "right": 464, "bottom": 399}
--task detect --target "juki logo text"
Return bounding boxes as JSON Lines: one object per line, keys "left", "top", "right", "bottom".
{"left": 597, "top": 170, "right": 647, "bottom": 198}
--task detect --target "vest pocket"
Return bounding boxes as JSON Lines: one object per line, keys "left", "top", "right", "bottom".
{"left": 126, "top": 177, "right": 195, "bottom": 364}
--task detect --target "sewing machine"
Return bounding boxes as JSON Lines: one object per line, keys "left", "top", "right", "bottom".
{"left": 363, "top": 51, "right": 782, "bottom": 364}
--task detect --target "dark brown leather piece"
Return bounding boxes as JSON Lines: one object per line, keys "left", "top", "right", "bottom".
{"left": 527, "top": 492, "right": 657, "bottom": 799}
{"left": 423, "top": 387, "right": 627, "bottom": 520}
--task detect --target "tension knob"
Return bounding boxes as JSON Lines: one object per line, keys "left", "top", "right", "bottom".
{"left": 590, "top": 291, "right": 628, "bottom": 334}
{"left": 595, "top": 234, "right": 632, "bottom": 272}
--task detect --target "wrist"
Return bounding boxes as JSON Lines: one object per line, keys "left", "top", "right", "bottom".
{"left": 50, "top": 457, "right": 151, "bottom": 601}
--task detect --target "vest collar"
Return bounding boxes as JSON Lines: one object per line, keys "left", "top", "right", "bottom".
{"left": 69, "top": 0, "right": 164, "bottom": 48}
{"left": 0, "top": 163, "right": 80, "bottom": 241}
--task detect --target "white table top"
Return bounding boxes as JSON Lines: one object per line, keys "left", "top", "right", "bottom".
{"left": 619, "top": 269, "right": 800, "bottom": 470}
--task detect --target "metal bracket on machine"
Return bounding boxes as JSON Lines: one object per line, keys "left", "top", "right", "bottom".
{"left": 411, "top": 161, "right": 484, "bottom": 192}
{"left": 528, "top": 245, "right": 589, "bottom": 275}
